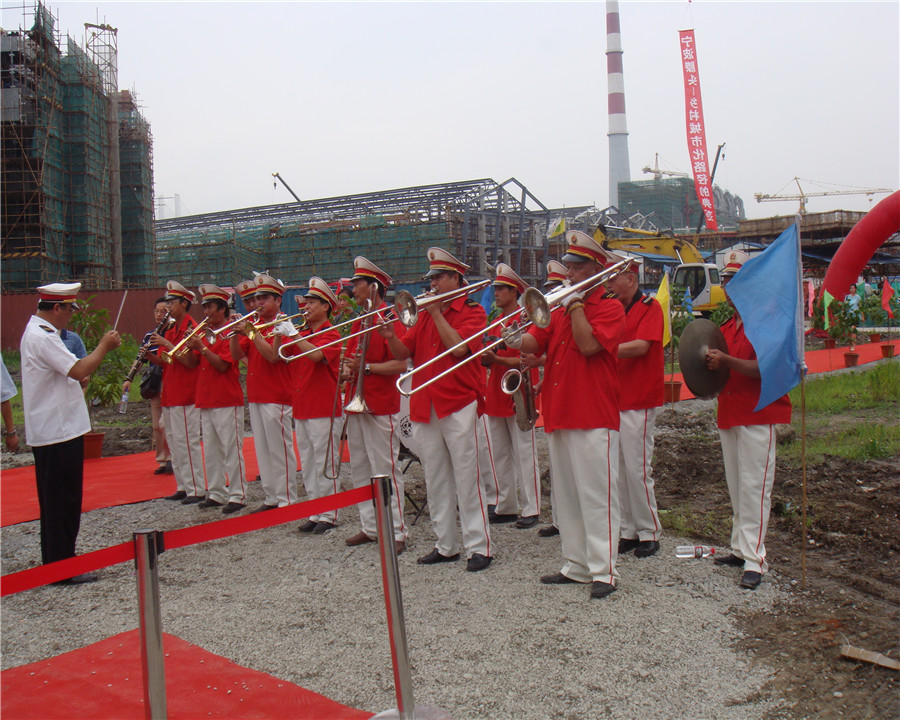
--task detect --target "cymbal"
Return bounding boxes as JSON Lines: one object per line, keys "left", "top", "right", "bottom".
{"left": 678, "top": 318, "right": 730, "bottom": 399}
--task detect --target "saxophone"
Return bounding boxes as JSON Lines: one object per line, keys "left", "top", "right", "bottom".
{"left": 500, "top": 366, "right": 538, "bottom": 432}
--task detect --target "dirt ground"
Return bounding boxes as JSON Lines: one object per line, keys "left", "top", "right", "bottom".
{"left": 6, "top": 377, "right": 898, "bottom": 719}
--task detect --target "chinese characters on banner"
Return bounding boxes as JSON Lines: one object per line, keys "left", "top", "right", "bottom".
{"left": 679, "top": 30, "right": 718, "bottom": 231}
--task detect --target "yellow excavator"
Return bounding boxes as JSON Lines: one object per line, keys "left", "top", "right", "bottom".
{"left": 593, "top": 226, "right": 726, "bottom": 314}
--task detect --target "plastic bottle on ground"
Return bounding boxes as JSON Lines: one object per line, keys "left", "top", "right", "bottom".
{"left": 118, "top": 392, "right": 129, "bottom": 414}
{"left": 675, "top": 545, "right": 715, "bottom": 558}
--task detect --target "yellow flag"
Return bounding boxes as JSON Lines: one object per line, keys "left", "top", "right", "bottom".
{"left": 657, "top": 273, "right": 672, "bottom": 347}
{"left": 547, "top": 217, "right": 566, "bottom": 239}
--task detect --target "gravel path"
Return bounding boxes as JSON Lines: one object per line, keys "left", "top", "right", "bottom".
{"left": 1, "top": 413, "right": 787, "bottom": 719}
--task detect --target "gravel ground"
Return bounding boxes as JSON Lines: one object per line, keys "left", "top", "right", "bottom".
{"left": 1, "top": 410, "right": 787, "bottom": 719}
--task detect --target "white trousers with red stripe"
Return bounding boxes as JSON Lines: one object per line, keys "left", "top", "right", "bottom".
{"left": 162, "top": 404, "right": 203, "bottom": 497}
{"left": 618, "top": 408, "right": 662, "bottom": 542}
{"left": 486, "top": 415, "right": 540, "bottom": 518}
{"left": 249, "top": 402, "right": 296, "bottom": 507}
{"left": 477, "top": 414, "right": 497, "bottom": 506}
{"left": 415, "top": 401, "right": 491, "bottom": 559}
{"left": 347, "top": 412, "right": 406, "bottom": 541}
{"left": 719, "top": 424, "right": 777, "bottom": 574}
{"left": 549, "top": 428, "right": 620, "bottom": 585}
{"left": 294, "top": 416, "right": 342, "bottom": 523}
{"left": 201, "top": 406, "right": 247, "bottom": 505}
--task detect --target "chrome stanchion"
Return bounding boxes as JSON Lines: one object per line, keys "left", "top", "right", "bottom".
{"left": 133, "top": 529, "right": 167, "bottom": 720}
{"left": 370, "top": 475, "right": 451, "bottom": 720}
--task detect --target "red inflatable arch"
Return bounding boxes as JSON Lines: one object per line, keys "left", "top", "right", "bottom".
{"left": 822, "top": 190, "right": 900, "bottom": 298}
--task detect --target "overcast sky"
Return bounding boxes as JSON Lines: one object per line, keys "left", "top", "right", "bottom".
{"left": 4, "top": 1, "right": 898, "bottom": 220}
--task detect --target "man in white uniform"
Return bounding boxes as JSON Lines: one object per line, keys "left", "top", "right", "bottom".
{"left": 20, "top": 283, "right": 121, "bottom": 585}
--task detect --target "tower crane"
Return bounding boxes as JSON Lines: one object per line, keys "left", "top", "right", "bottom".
{"left": 754, "top": 177, "right": 892, "bottom": 215}
{"left": 641, "top": 153, "right": 689, "bottom": 180}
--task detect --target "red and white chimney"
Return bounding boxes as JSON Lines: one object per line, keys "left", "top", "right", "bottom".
{"left": 606, "top": 0, "right": 631, "bottom": 209}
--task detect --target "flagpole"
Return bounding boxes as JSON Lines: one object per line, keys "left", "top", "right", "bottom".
{"left": 795, "top": 214, "right": 808, "bottom": 589}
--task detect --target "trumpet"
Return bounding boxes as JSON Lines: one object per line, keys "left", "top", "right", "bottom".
{"left": 249, "top": 310, "right": 309, "bottom": 338}
{"left": 208, "top": 311, "right": 259, "bottom": 341}
{"left": 162, "top": 318, "right": 211, "bottom": 363}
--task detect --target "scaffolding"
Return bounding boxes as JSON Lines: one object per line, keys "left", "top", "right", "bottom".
{"left": 156, "top": 179, "right": 554, "bottom": 288}
{"left": 1, "top": 2, "right": 153, "bottom": 291}
{"left": 617, "top": 176, "right": 745, "bottom": 233}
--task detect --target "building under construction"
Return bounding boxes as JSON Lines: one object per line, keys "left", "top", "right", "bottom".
{"left": 155, "top": 178, "right": 557, "bottom": 289}
{"left": 617, "top": 176, "right": 746, "bottom": 233}
{"left": 1, "top": 2, "right": 154, "bottom": 291}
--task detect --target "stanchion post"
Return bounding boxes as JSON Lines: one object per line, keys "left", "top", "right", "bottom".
{"left": 371, "top": 475, "right": 451, "bottom": 720}
{"left": 133, "top": 529, "right": 167, "bottom": 720}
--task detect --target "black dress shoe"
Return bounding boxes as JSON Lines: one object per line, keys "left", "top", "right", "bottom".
{"left": 255, "top": 474, "right": 261, "bottom": 482}
{"left": 515, "top": 515, "right": 538, "bottom": 529}
{"left": 417, "top": 548, "right": 461, "bottom": 565}
{"left": 487, "top": 504, "right": 496, "bottom": 516}
{"left": 618, "top": 538, "right": 640, "bottom": 554}
{"left": 53, "top": 572, "right": 99, "bottom": 586}
{"left": 198, "top": 498, "right": 223, "bottom": 509}
{"left": 740, "top": 571, "right": 762, "bottom": 589}
{"left": 165, "top": 491, "right": 187, "bottom": 501}
{"left": 466, "top": 553, "right": 492, "bottom": 572}
{"left": 590, "top": 581, "right": 617, "bottom": 599}
{"left": 153, "top": 464, "right": 168, "bottom": 475}
{"left": 714, "top": 553, "right": 745, "bottom": 567}
{"left": 163, "top": 461, "right": 174, "bottom": 474}
{"left": 540, "top": 572, "right": 581, "bottom": 585}
{"left": 313, "top": 521, "right": 336, "bottom": 534}
{"left": 538, "top": 525, "right": 560, "bottom": 537}
{"left": 298, "top": 519, "right": 318, "bottom": 532}
{"left": 250, "top": 504, "right": 277, "bottom": 514}
{"left": 221, "top": 502, "right": 246, "bottom": 514}
{"left": 489, "top": 513, "right": 518, "bottom": 524}
{"left": 634, "top": 540, "right": 660, "bottom": 558}
{"left": 181, "top": 495, "right": 203, "bottom": 505}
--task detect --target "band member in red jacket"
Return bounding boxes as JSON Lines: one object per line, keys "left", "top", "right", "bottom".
{"left": 380, "top": 247, "right": 492, "bottom": 572}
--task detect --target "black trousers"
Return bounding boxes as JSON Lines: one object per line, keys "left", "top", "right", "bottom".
{"left": 32, "top": 436, "right": 85, "bottom": 565}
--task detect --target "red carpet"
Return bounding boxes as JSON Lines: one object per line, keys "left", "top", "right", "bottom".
{"left": 1, "top": 629, "right": 372, "bottom": 720}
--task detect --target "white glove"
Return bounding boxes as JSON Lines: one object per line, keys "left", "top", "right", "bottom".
{"left": 560, "top": 290, "right": 584, "bottom": 309}
{"left": 272, "top": 320, "right": 299, "bottom": 337}
{"left": 501, "top": 324, "right": 524, "bottom": 350}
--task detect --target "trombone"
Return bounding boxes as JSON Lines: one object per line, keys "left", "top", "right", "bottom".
{"left": 162, "top": 318, "right": 211, "bottom": 363}
{"left": 395, "top": 258, "right": 632, "bottom": 396}
{"left": 277, "top": 278, "right": 492, "bottom": 362}
{"left": 250, "top": 310, "right": 308, "bottom": 338}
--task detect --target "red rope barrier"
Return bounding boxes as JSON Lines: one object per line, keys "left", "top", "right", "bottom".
{"left": 0, "top": 485, "right": 376, "bottom": 597}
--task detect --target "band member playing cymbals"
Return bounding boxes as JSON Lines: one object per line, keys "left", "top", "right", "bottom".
{"left": 380, "top": 247, "right": 493, "bottom": 572}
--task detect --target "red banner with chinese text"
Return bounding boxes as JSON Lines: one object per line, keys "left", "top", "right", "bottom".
{"left": 679, "top": 30, "right": 718, "bottom": 231}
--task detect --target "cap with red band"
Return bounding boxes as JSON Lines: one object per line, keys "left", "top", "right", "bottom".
{"left": 305, "top": 276, "right": 339, "bottom": 310}
{"left": 166, "top": 280, "right": 196, "bottom": 303}
{"left": 352, "top": 256, "right": 392, "bottom": 288}
{"left": 254, "top": 274, "right": 285, "bottom": 297}
{"left": 235, "top": 280, "right": 257, "bottom": 299}
{"left": 721, "top": 250, "right": 750, "bottom": 277}
{"left": 37, "top": 282, "right": 82, "bottom": 308}
{"left": 492, "top": 263, "right": 528, "bottom": 295}
{"left": 545, "top": 260, "right": 566, "bottom": 286}
{"left": 198, "top": 284, "right": 231, "bottom": 304}
{"left": 561, "top": 230, "right": 617, "bottom": 267}
{"left": 424, "top": 247, "right": 469, "bottom": 279}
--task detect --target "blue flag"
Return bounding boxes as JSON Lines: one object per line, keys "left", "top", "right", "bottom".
{"left": 683, "top": 287, "right": 693, "bottom": 314}
{"left": 726, "top": 223, "right": 804, "bottom": 411}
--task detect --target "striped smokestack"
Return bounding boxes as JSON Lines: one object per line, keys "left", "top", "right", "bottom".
{"left": 606, "top": 0, "right": 631, "bottom": 209}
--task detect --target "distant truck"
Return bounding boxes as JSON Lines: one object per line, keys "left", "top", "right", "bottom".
{"left": 593, "top": 226, "right": 725, "bottom": 315}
